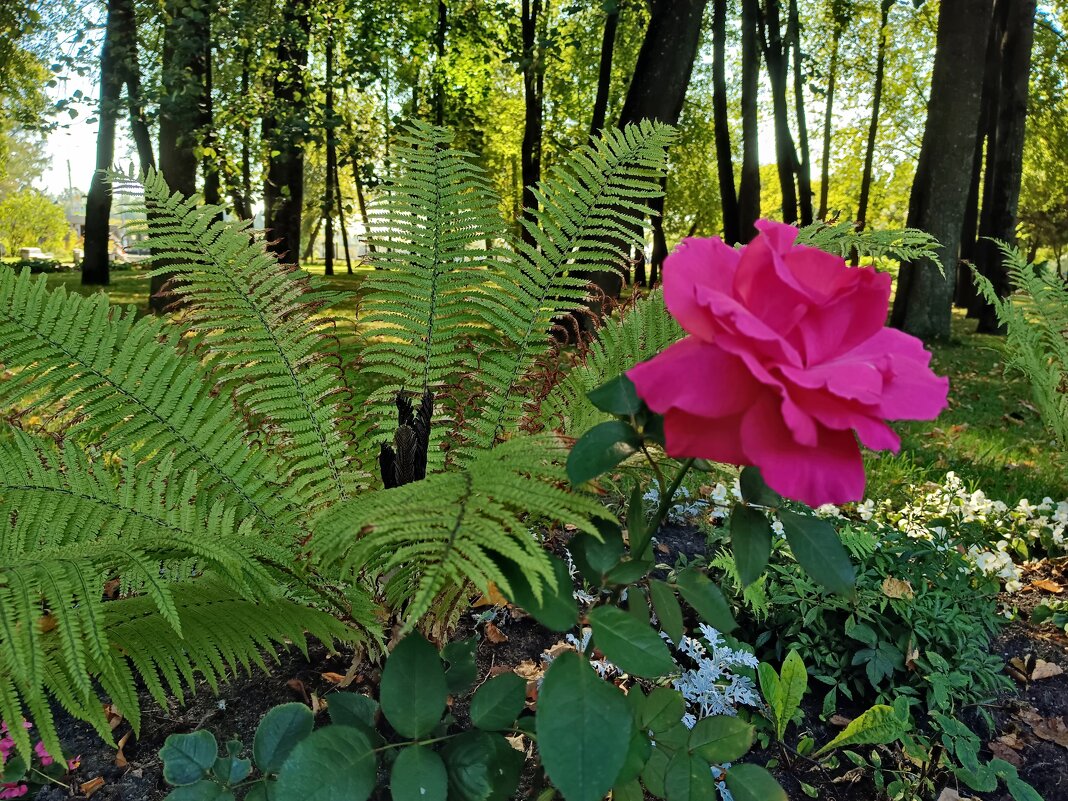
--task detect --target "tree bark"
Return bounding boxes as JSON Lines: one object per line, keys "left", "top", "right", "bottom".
{"left": 434, "top": 1, "right": 447, "bottom": 126}
{"left": 519, "top": 0, "right": 544, "bottom": 246}
{"left": 789, "top": 0, "right": 812, "bottom": 226}
{"left": 201, "top": 25, "right": 220, "bottom": 208}
{"left": 118, "top": 0, "right": 154, "bottom": 177}
{"left": 738, "top": 0, "right": 762, "bottom": 241}
{"left": 889, "top": 0, "right": 993, "bottom": 340}
{"left": 855, "top": 0, "right": 892, "bottom": 247}
{"left": 817, "top": 23, "right": 842, "bottom": 221}
{"left": 324, "top": 28, "right": 336, "bottom": 276}
{"left": 82, "top": 0, "right": 126, "bottom": 287}
{"left": 973, "top": 0, "right": 1037, "bottom": 333}
{"left": 335, "top": 164, "right": 352, "bottom": 273}
{"left": 589, "top": 0, "right": 619, "bottom": 137}
{"left": 353, "top": 161, "right": 374, "bottom": 254}
{"left": 263, "top": 0, "right": 311, "bottom": 266}
{"left": 712, "top": 0, "right": 740, "bottom": 244}
{"left": 759, "top": 0, "right": 799, "bottom": 224}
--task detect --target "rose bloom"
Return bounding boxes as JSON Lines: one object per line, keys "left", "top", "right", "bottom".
{"left": 628, "top": 220, "right": 948, "bottom": 506}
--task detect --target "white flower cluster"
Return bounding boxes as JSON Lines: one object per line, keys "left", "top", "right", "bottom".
{"left": 643, "top": 485, "right": 708, "bottom": 523}
{"left": 665, "top": 624, "right": 761, "bottom": 728}
{"left": 705, "top": 479, "right": 743, "bottom": 521}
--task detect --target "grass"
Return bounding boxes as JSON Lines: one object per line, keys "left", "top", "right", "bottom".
{"left": 35, "top": 265, "right": 1068, "bottom": 507}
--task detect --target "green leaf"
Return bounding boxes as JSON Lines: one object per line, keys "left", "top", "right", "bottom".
{"left": 774, "top": 651, "right": 808, "bottom": 741}
{"left": 664, "top": 752, "right": 716, "bottom": 801}
{"left": 391, "top": 746, "right": 448, "bottom": 801}
{"left": 253, "top": 703, "right": 314, "bottom": 775}
{"left": 380, "top": 634, "right": 449, "bottom": 739}
{"left": 815, "top": 705, "right": 907, "bottom": 756}
{"left": 649, "top": 579, "right": 684, "bottom": 646}
{"left": 730, "top": 505, "right": 773, "bottom": 587}
{"left": 757, "top": 663, "right": 781, "bottom": 726}
{"left": 165, "top": 781, "right": 235, "bottom": 801}
{"left": 675, "top": 569, "right": 736, "bottom": 633}
{"left": 688, "top": 716, "right": 754, "bottom": 764}
{"left": 442, "top": 638, "right": 479, "bottom": 695}
{"left": 213, "top": 750, "right": 252, "bottom": 785}
{"left": 470, "top": 673, "right": 527, "bottom": 731}
{"left": 536, "top": 652, "right": 634, "bottom": 801}
{"left": 568, "top": 522, "right": 625, "bottom": 581}
{"left": 587, "top": 375, "right": 642, "bottom": 416}
{"left": 497, "top": 552, "right": 578, "bottom": 632}
{"left": 640, "top": 688, "right": 685, "bottom": 734}
{"left": 723, "top": 764, "right": 787, "bottom": 801}
{"left": 640, "top": 747, "right": 670, "bottom": 798}
{"left": 566, "top": 421, "right": 640, "bottom": 485}
{"left": 442, "top": 731, "right": 522, "bottom": 801}
{"left": 615, "top": 728, "right": 653, "bottom": 785}
{"left": 275, "top": 726, "right": 377, "bottom": 801}
{"left": 1004, "top": 774, "right": 1044, "bottom": 801}
{"left": 328, "top": 693, "right": 378, "bottom": 731}
{"left": 779, "top": 509, "right": 855, "bottom": 595}
{"left": 612, "top": 779, "right": 643, "bottom": 801}
{"left": 603, "top": 559, "right": 653, "bottom": 585}
{"left": 739, "top": 467, "right": 780, "bottom": 507}
{"left": 162, "top": 731, "right": 219, "bottom": 786}
{"left": 587, "top": 607, "right": 675, "bottom": 678}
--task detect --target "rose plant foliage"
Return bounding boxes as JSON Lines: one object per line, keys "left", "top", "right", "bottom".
{"left": 627, "top": 220, "right": 949, "bottom": 506}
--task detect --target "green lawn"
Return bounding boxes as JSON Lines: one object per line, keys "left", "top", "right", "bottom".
{"left": 38, "top": 266, "right": 1068, "bottom": 506}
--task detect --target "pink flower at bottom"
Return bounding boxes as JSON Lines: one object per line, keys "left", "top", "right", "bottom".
{"left": 628, "top": 221, "right": 949, "bottom": 506}
{"left": 0, "top": 784, "right": 27, "bottom": 799}
{"left": 34, "top": 741, "right": 53, "bottom": 767}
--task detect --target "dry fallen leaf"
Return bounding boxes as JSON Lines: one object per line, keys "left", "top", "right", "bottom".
{"left": 505, "top": 734, "right": 526, "bottom": 753}
{"left": 287, "top": 678, "right": 310, "bottom": 704}
{"left": 114, "top": 731, "right": 131, "bottom": 768}
{"left": 513, "top": 660, "right": 543, "bottom": 681}
{"left": 1030, "top": 660, "right": 1065, "bottom": 681}
{"left": 988, "top": 740, "right": 1023, "bottom": 767}
{"left": 996, "top": 733, "right": 1024, "bottom": 750}
{"left": 829, "top": 714, "right": 852, "bottom": 727}
{"left": 882, "top": 576, "right": 915, "bottom": 600}
{"left": 936, "top": 789, "right": 977, "bottom": 801}
{"left": 1029, "top": 579, "right": 1064, "bottom": 594}
{"left": 472, "top": 583, "right": 509, "bottom": 607}
{"left": 484, "top": 621, "right": 509, "bottom": 644}
{"left": 321, "top": 672, "right": 347, "bottom": 684}
{"left": 1030, "top": 716, "right": 1068, "bottom": 749}
{"left": 81, "top": 777, "right": 106, "bottom": 797}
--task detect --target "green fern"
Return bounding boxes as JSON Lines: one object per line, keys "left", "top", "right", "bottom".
{"left": 797, "top": 220, "right": 940, "bottom": 262}
{"left": 121, "top": 171, "right": 357, "bottom": 508}
{"left": 312, "top": 434, "right": 612, "bottom": 631}
{"left": 973, "top": 245, "right": 1068, "bottom": 448}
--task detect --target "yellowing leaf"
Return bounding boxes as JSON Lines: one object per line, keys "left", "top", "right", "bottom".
{"left": 815, "top": 705, "right": 906, "bottom": 755}
{"left": 881, "top": 577, "right": 914, "bottom": 599}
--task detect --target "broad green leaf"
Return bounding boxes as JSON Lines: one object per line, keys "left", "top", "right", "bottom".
{"left": 536, "top": 652, "right": 633, "bottom": 801}
{"left": 442, "top": 638, "right": 479, "bottom": 695}
{"left": 1004, "top": 774, "right": 1044, "bottom": 801}
{"left": 627, "top": 586, "right": 650, "bottom": 623}
{"left": 757, "top": 663, "right": 781, "bottom": 731}
{"left": 380, "top": 634, "right": 449, "bottom": 739}
{"left": 815, "top": 705, "right": 907, "bottom": 756}
{"left": 688, "top": 716, "right": 754, "bottom": 764}
{"left": 442, "top": 731, "right": 522, "bottom": 801}
{"left": 588, "top": 606, "right": 675, "bottom": 678}
{"left": 275, "top": 726, "right": 376, "bottom": 801}
{"left": 603, "top": 559, "right": 653, "bottom": 585}
{"left": 675, "top": 568, "right": 736, "bottom": 633}
{"left": 470, "top": 673, "right": 527, "bottom": 731}
{"left": 615, "top": 728, "right": 653, "bottom": 785}
{"left": 664, "top": 752, "right": 716, "bottom": 801}
{"left": 723, "top": 764, "right": 787, "bottom": 801}
{"left": 779, "top": 510, "right": 855, "bottom": 595}
{"left": 213, "top": 750, "right": 252, "bottom": 785}
{"left": 253, "top": 703, "right": 313, "bottom": 775}
{"left": 640, "top": 746, "right": 670, "bottom": 798}
{"left": 497, "top": 553, "right": 578, "bottom": 631}
{"left": 739, "top": 467, "right": 780, "bottom": 507}
{"left": 328, "top": 693, "right": 378, "bottom": 731}
{"left": 165, "top": 781, "right": 235, "bottom": 801}
{"left": 774, "top": 651, "right": 809, "bottom": 741}
{"left": 391, "top": 746, "right": 448, "bottom": 801}
{"left": 611, "top": 779, "right": 643, "bottom": 801}
{"left": 587, "top": 375, "right": 642, "bottom": 416}
{"left": 569, "top": 522, "right": 625, "bottom": 581}
{"left": 162, "top": 731, "right": 219, "bottom": 786}
{"left": 640, "top": 687, "right": 685, "bottom": 733}
{"left": 566, "top": 421, "right": 640, "bottom": 485}
{"left": 730, "top": 505, "right": 773, "bottom": 587}
{"left": 649, "top": 579, "right": 684, "bottom": 646}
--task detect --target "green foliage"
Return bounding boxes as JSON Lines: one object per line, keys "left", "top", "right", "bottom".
{"left": 795, "top": 220, "right": 940, "bottom": 263}
{"left": 758, "top": 651, "right": 808, "bottom": 742}
{"left": 972, "top": 244, "right": 1068, "bottom": 449}
{"left": 0, "top": 189, "right": 66, "bottom": 255}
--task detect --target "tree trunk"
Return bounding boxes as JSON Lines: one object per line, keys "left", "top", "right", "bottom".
{"left": 759, "top": 0, "right": 799, "bottom": 224}
{"left": 201, "top": 26, "right": 220, "bottom": 208}
{"left": 955, "top": 120, "right": 985, "bottom": 308}
{"left": 353, "top": 161, "right": 374, "bottom": 254}
{"left": 789, "top": 0, "right": 812, "bottom": 226}
{"left": 973, "top": 0, "right": 1037, "bottom": 333}
{"left": 82, "top": 0, "right": 125, "bottom": 287}
{"left": 434, "top": 1, "right": 447, "bottom": 126}
{"left": 303, "top": 215, "right": 322, "bottom": 262}
{"left": 324, "top": 29, "right": 336, "bottom": 276}
{"left": 153, "top": 0, "right": 208, "bottom": 310}
{"left": 738, "top": 0, "right": 762, "bottom": 242}
{"left": 855, "top": 0, "right": 892, "bottom": 247}
{"left": 712, "top": 0, "right": 739, "bottom": 243}
{"left": 116, "top": 0, "right": 154, "bottom": 176}
{"left": 589, "top": 0, "right": 619, "bottom": 137}
{"left": 231, "top": 54, "right": 253, "bottom": 219}
{"left": 263, "top": 0, "right": 310, "bottom": 266}
{"left": 519, "top": 0, "right": 544, "bottom": 246}
{"left": 335, "top": 164, "right": 352, "bottom": 273}
{"left": 818, "top": 24, "right": 842, "bottom": 221}
{"left": 889, "top": 0, "right": 993, "bottom": 340}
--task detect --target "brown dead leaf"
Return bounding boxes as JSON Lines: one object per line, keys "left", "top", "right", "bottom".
{"left": 310, "top": 693, "right": 326, "bottom": 716}
{"left": 996, "top": 733, "right": 1024, "bottom": 750}
{"left": 81, "top": 777, "right": 106, "bottom": 797}
{"left": 936, "top": 789, "right": 977, "bottom": 801}
{"left": 882, "top": 576, "right": 914, "bottom": 600}
{"left": 484, "top": 621, "right": 509, "bottom": 644}
{"left": 505, "top": 734, "right": 526, "bottom": 753}
{"left": 321, "top": 672, "right": 347, "bottom": 685}
{"left": 1031, "top": 660, "right": 1065, "bottom": 681}
{"left": 1030, "top": 716, "right": 1068, "bottom": 748}
{"left": 487, "top": 665, "right": 514, "bottom": 678}
{"left": 114, "top": 731, "right": 131, "bottom": 768}
{"left": 38, "top": 614, "right": 57, "bottom": 633}
{"left": 829, "top": 714, "right": 852, "bottom": 727}
{"left": 287, "top": 678, "right": 310, "bottom": 704}
{"left": 103, "top": 704, "right": 124, "bottom": 731}
{"left": 1029, "top": 579, "right": 1064, "bottom": 594}
{"left": 544, "top": 640, "right": 573, "bottom": 660}
{"left": 472, "top": 583, "right": 509, "bottom": 607}
{"left": 103, "top": 578, "right": 121, "bottom": 599}
{"left": 988, "top": 740, "right": 1023, "bottom": 767}
{"left": 513, "top": 660, "right": 543, "bottom": 681}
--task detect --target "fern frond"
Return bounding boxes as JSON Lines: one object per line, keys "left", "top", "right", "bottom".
{"left": 0, "top": 267, "right": 297, "bottom": 528}
{"left": 311, "top": 434, "right": 611, "bottom": 631}
{"left": 120, "top": 171, "right": 355, "bottom": 508}
{"left": 535, "top": 288, "right": 683, "bottom": 434}
{"left": 463, "top": 121, "right": 675, "bottom": 453}
{"left": 797, "top": 221, "right": 941, "bottom": 263}
{"left": 973, "top": 245, "right": 1068, "bottom": 448}
{"left": 355, "top": 122, "right": 509, "bottom": 467}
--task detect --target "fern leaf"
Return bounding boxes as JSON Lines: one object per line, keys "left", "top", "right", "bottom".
{"left": 311, "top": 434, "right": 612, "bottom": 631}
{"left": 121, "top": 171, "right": 355, "bottom": 508}
{"left": 796, "top": 221, "right": 941, "bottom": 263}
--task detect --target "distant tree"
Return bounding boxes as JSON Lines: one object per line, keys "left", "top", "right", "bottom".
{"left": 0, "top": 189, "right": 68, "bottom": 255}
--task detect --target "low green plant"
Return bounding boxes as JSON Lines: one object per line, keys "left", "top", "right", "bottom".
{"left": 1032, "top": 599, "right": 1068, "bottom": 633}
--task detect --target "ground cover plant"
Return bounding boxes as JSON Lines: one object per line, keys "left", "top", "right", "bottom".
{"left": 1, "top": 122, "right": 1067, "bottom": 801}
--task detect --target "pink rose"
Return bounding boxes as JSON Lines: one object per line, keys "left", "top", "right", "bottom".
{"left": 627, "top": 220, "right": 948, "bottom": 506}
{"left": 33, "top": 741, "right": 53, "bottom": 767}
{"left": 0, "top": 785, "right": 27, "bottom": 800}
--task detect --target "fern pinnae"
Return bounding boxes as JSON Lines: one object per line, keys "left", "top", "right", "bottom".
{"left": 124, "top": 170, "right": 353, "bottom": 507}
